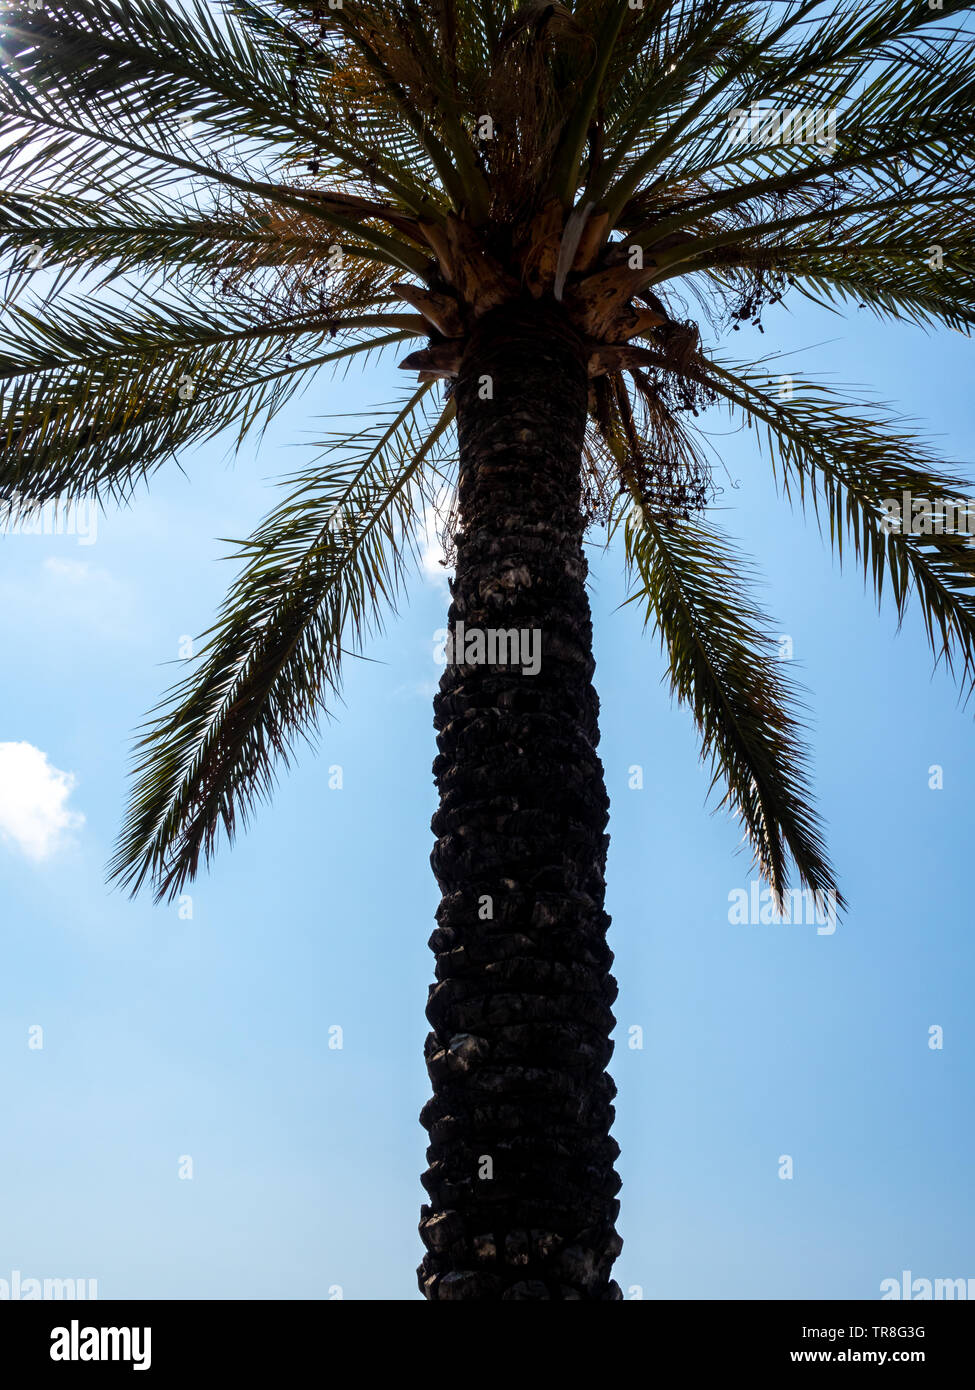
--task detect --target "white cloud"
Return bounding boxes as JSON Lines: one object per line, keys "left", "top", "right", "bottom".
{"left": 0, "top": 557, "right": 133, "bottom": 638}
{"left": 43, "top": 557, "right": 91, "bottom": 583}
{"left": 0, "top": 742, "right": 85, "bottom": 861}
{"left": 418, "top": 492, "right": 455, "bottom": 591}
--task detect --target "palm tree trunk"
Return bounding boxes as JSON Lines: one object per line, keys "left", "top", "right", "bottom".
{"left": 419, "top": 298, "right": 623, "bottom": 1301}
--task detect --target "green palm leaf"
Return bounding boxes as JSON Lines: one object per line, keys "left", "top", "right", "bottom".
{"left": 703, "top": 361, "right": 975, "bottom": 685}
{"left": 110, "top": 386, "right": 455, "bottom": 899}
{"left": 623, "top": 502, "right": 842, "bottom": 909}
{"left": 0, "top": 284, "right": 421, "bottom": 506}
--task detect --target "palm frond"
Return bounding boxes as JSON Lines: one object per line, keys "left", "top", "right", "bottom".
{"left": 0, "top": 0, "right": 437, "bottom": 213}
{"left": 109, "top": 386, "right": 455, "bottom": 900}
{"left": 0, "top": 285, "right": 421, "bottom": 506}
{"left": 703, "top": 360, "right": 975, "bottom": 688}
{"left": 621, "top": 501, "right": 843, "bottom": 909}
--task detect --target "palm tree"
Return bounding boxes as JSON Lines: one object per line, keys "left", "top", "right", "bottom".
{"left": 2, "top": 0, "right": 974, "bottom": 1301}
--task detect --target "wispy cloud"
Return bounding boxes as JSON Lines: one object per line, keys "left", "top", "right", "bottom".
{"left": 0, "top": 556, "right": 133, "bottom": 637}
{"left": 417, "top": 491, "right": 455, "bottom": 593}
{"left": 43, "top": 557, "right": 93, "bottom": 583}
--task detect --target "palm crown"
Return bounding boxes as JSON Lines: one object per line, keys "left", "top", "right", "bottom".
{"left": 2, "top": 0, "right": 974, "bottom": 909}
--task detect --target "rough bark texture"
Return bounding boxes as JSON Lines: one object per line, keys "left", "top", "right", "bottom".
{"left": 419, "top": 298, "right": 623, "bottom": 1301}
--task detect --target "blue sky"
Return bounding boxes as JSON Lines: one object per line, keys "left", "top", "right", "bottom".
{"left": 0, "top": 291, "right": 972, "bottom": 1300}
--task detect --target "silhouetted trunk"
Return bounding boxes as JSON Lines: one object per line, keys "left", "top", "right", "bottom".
{"left": 419, "top": 298, "right": 623, "bottom": 1300}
